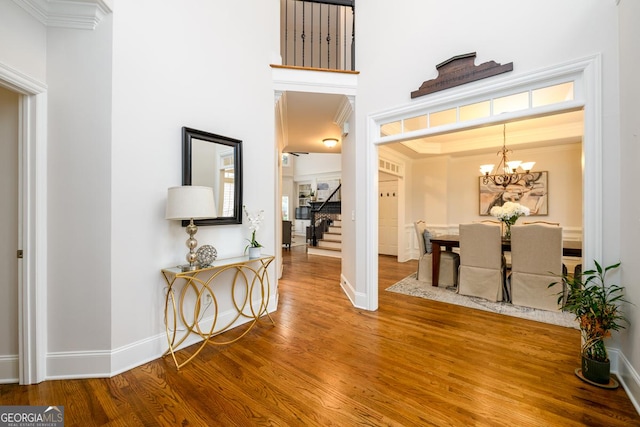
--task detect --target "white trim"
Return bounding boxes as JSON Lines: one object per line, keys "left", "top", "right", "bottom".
{"left": 366, "top": 54, "right": 603, "bottom": 313}
{"left": 12, "top": 0, "right": 112, "bottom": 30}
{"left": 610, "top": 348, "right": 640, "bottom": 415}
{"left": 0, "top": 61, "right": 48, "bottom": 385}
{"left": 579, "top": 55, "right": 603, "bottom": 267}
{"left": 334, "top": 95, "right": 355, "bottom": 129}
{"left": 0, "top": 355, "right": 19, "bottom": 384}
{"left": 44, "top": 296, "right": 281, "bottom": 379}
{"left": 340, "top": 273, "right": 363, "bottom": 308}
{"left": 272, "top": 66, "right": 358, "bottom": 96}
{"left": 365, "top": 116, "right": 379, "bottom": 310}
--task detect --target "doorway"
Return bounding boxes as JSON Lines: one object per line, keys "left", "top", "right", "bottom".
{"left": 378, "top": 175, "right": 398, "bottom": 256}
{"left": 366, "top": 55, "right": 603, "bottom": 311}
{"left": 0, "top": 63, "right": 48, "bottom": 384}
{"left": 0, "top": 85, "right": 19, "bottom": 382}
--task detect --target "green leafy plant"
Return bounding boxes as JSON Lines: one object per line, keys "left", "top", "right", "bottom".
{"left": 550, "top": 261, "right": 628, "bottom": 362}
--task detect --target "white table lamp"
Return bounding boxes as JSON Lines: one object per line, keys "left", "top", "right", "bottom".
{"left": 166, "top": 186, "right": 217, "bottom": 271}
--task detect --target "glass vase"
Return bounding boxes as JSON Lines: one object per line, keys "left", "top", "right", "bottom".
{"left": 503, "top": 222, "right": 512, "bottom": 241}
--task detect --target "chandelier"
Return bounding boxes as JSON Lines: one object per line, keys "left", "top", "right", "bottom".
{"left": 480, "top": 124, "right": 535, "bottom": 189}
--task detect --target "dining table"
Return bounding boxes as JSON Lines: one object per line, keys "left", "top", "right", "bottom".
{"left": 430, "top": 234, "right": 583, "bottom": 287}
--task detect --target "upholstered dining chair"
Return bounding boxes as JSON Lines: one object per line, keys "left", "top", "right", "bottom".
{"left": 523, "top": 220, "right": 560, "bottom": 226}
{"left": 458, "top": 223, "right": 505, "bottom": 302}
{"left": 509, "top": 223, "right": 564, "bottom": 311}
{"left": 413, "top": 221, "right": 459, "bottom": 286}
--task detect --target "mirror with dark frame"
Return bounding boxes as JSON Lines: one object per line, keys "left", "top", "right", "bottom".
{"left": 182, "top": 127, "right": 243, "bottom": 225}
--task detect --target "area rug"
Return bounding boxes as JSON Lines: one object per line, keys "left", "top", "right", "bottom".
{"left": 386, "top": 273, "right": 578, "bottom": 329}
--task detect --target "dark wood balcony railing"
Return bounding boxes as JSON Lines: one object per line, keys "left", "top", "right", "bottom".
{"left": 281, "top": 0, "right": 355, "bottom": 71}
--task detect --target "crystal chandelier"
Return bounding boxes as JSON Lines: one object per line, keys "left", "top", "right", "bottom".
{"left": 480, "top": 124, "right": 535, "bottom": 189}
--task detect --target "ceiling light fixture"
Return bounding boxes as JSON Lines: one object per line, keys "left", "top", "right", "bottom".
{"left": 323, "top": 138, "right": 338, "bottom": 148}
{"left": 480, "top": 124, "right": 535, "bottom": 189}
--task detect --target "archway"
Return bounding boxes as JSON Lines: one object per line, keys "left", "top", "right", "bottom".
{"left": 365, "top": 55, "right": 603, "bottom": 310}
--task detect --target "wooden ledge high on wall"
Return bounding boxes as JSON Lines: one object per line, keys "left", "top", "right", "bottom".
{"left": 411, "top": 52, "right": 513, "bottom": 99}
{"left": 270, "top": 64, "right": 360, "bottom": 75}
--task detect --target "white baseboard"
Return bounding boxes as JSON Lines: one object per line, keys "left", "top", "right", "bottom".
{"left": 0, "top": 354, "right": 19, "bottom": 384}
{"left": 45, "top": 295, "right": 279, "bottom": 379}
{"left": 46, "top": 350, "right": 112, "bottom": 380}
{"left": 610, "top": 348, "right": 640, "bottom": 415}
{"left": 340, "top": 273, "right": 370, "bottom": 309}
{"left": 340, "top": 273, "right": 356, "bottom": 305}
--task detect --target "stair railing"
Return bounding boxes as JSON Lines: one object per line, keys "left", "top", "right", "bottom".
{"left": 282, "top": 0, "right": 355, "bottom": 71}
{"left": 310, "top": 183, "right": 341, "bottom": 246}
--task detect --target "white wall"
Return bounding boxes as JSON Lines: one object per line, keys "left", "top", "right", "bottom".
{"left": 293, "top": 153, "right": 341, "bottom": 180}
{"left": 45, "top": 15, "right": 114, "bottom": 367}
{"left": 407, "top": 143, "right": 583, "bottom": 232}
{"left": 618, "top": 0, "right": 640, "bottom": 400}
{"left": 0, "top": 1, "right": 47, "bottom": 83}
{"left": 110, "top": 0, "right": 280, "bottom": 369}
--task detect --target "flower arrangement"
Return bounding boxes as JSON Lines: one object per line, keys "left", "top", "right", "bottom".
{"left": 489, "top": 201, "right": 530, "bottom": 239}
{"left": 243, "top": 205, "right": 264, "bottom": 251}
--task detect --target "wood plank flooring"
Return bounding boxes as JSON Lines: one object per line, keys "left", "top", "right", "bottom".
{"left": 1, "top": 247, "right": 639, "bottom": 426}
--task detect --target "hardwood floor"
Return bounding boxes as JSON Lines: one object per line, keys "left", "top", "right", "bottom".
{"left": 1, "top": 247, "right": 639, "bottom": 426}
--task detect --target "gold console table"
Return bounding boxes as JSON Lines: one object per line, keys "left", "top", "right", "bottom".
{"left": 161, "top": 254, "right": 275, "bottom": 369}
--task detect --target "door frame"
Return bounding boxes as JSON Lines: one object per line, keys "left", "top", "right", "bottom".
{"left": 0, "top": 62, "right": 48, "bottom": 384}
{"left": 365, "top": 54, "right": 603, "bottom": 311}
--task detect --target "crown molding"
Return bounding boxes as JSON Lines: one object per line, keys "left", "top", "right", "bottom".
{"left": 12, "top": 0, "right": 113, "bottom": 30}
{"left": 333, "top": 95, "right": 354, "bottom": 129}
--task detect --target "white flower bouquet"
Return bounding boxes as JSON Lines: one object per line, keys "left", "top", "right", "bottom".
{"left": 490, "top": 201, "right": 530, "bottom": 239}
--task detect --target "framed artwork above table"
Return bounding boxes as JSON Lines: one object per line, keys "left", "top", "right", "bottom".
{"left": 479, "top": 171, "right": 548, "bottom": 216}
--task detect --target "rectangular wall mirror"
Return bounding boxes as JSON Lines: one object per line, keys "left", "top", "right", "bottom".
{"left": 182, "top": 126, "right": 243, "bottom": 225}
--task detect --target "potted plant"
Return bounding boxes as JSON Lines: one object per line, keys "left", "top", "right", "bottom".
{"left": 550, "top": 261, "right": 629, "bottom": 386}
{"left": 243, "top": 205, "right": 264, "bottom": 258}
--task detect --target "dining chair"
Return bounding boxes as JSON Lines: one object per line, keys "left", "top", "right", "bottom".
{"left": 414, "top": 221, "right": 459, "bottom": 286}
{"left": 523, "top": 220, "right": 560, "bottom": 226}
{"left": 509, "top": 224, "right": 564, "bottom": 311}
{"left": 458, "top": 223, "right": 505, "bottom": 302}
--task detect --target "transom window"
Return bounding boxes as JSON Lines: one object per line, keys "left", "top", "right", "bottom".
{"left": 379, "top": 81, "right": 574, "bottom": 138}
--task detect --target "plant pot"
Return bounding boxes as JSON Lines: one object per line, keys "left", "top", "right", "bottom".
{"left": 581, "top": 354, "right": 610, "bottom": 385}
{"left": 248, "top": 246, "right": 261, "bottom": 259}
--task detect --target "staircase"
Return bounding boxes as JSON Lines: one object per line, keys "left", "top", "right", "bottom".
{"left": 307, "top": 217, "right": 342, "bottom": 258}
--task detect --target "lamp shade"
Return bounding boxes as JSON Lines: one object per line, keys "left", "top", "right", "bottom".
{"left": 165, "top": 186, "right": 217, "bottom": 220}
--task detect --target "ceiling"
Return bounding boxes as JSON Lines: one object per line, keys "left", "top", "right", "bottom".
{"left": 281, "top": 91, "right": 346, "bottom": 155}
{"left": 280, "top": 92, "right": 584, "bottom": 158}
